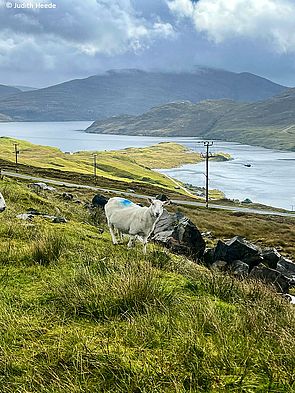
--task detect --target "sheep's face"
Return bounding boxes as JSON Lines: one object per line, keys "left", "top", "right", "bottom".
{"left": 148, "top": 198, "right": 168, "bottom": 219}
{"left": 0, "top": 192, "right": 6, "bottom": 213}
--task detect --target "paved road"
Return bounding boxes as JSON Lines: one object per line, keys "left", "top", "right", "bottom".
{"left": 2, "top": 170, "right": 295, "bottom": 218}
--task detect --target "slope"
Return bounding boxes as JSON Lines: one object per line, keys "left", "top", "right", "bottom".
{"left": 0, "top": 68, "right": 286, "bottom": 121}
{"left": 86, "top": 91, "right": 295, "bottom": 151}
{"left": 0, "top": 177, "right": 294, "bottom": 392}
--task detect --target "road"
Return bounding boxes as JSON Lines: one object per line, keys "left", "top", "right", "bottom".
{"left": 2, "top": 170, "right": 294, "bottom": 218}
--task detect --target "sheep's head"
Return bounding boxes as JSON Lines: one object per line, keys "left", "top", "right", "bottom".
{"left": 0, "top": 192, "right": 6, "bottom": 213}
{"left": 148, "top": 198, "right": 169, "bottom": 219}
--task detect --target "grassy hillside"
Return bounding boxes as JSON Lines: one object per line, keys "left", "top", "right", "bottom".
{"left": 0, "top": 84, "right": 21, "bottom": 99}
{"left": 86, "top": 100, "right": 240, "bottom": 137}
{"left": 0, "top": 138, "right": 215, "bottom": 196}
{"left": 86, "top": 92, "right": 295, "bottom": 151}
{"left": 0, "top": 177, "right": 295, "bottom": 392}
{"left": 0, "top": 68, "right": 286, "bottom": 121}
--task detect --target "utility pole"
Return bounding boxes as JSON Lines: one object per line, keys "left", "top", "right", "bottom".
{"left": 93, "top": 153, "right": 97, "bottom": 184}
{"left": 13, "top": 143, "right": 20, "bottom": 171}
{"left": 201, "top": 141, "right": 213, "bottom": 208}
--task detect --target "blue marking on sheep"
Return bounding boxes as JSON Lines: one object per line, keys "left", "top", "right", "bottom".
{"left": 120, "top": 199, "right": 133, "bottom": 206}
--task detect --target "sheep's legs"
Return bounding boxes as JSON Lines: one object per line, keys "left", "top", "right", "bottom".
{"left": 116, "top": 229, "right": 123, "bottom": 243}
{"left": 128, "top": 235, "right": 136, "bottom": 248}
{"left": 142, "top": 236, "right": 148, "bottom": 254}
{"left": 108, "top": 223, "right": 118, "bottom": 245}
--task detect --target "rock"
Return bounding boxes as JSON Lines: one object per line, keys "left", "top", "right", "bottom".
{"left": 152, "top": 210, "right": 205, "bottom": 260}
{"left": 28, "top": 182, "right": 56, "bottom": 191}
{"left": 241, "top": 198, "right": 252, "bottom": 204}
{"left": 155, "top": 194, "right": 169, "bottom": 202}
{"left": 261, "top": 248, "right": 281, "bottom": 269}
{"left": 17, "top": 213, "right": 34, "bottom": 221}
{"left": 52, "top": 217, "right": 67, "bottom": 224}
{"left": 92, "top": 194, "right": 109, "bottom": 209}
{"left": 17, "top": 209, "right": 67, "bottom": 224}
{"left": 249, "top": 264, "right": 290, "bottom": 293}
{"left": 203, "top": 248, "right": 215, "bottom": 266}
{"left": 213, "top": 236, "right": 262, "bottom": 268}
{"left": 228, "top": 260, "right": 249, "bottom": 277}
{"left": 62, "top": 192, "right": 74, "bottom": 200}
{"left": 276, "top": 257, "right": 295, "bottom": 280}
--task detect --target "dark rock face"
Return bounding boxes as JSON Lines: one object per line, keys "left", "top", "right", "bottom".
{"left": 155, "top": 194, "right": 169, "bottom": 202}
{"left": 152, "top": 210, "right": 205, "bottom": 260}
{"left": 228, "top": 260, "right": 249, "bottom": 278}
{"left": 249, "top": 264, "right": 290, "bottom": 293}
{"left": 204, "top": 237, "right": 295, "bottom": 293}
{"left": 92, "top": 194, "right": 109, "bottom": 209}
{"left": 261, "top": 248, "right": 281, "bottom": 269}
{"left": 276, "top": 257, "right": 295, "bottom": 281}
{"left": 212, "top": 236, "right": 262, "bottom": 268}
{"left": 203, "top": 248, "right": 215, "bottom": 266}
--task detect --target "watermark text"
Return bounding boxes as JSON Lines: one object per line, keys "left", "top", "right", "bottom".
{"left": 5, "top": 2, "right": 57, "bottom": 9}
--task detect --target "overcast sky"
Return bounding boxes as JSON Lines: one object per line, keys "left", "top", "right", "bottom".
{"left": 1, "top": 0, "right": 295, "bottom": 87}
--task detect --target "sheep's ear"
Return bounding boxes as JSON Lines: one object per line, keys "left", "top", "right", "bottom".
{"left": 163, "top": 200, "right": 171, "bottom": 205}
{"left": 148, "top": 197, "right": 154, "bottom": 204}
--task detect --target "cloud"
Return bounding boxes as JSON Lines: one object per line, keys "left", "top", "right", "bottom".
{"left": 0, "top": 0, "right": 175, "bottom": 58}
{"left": 167, "top": 0, "right": 295, "bottom": 53}
{"left": 1, "top": 0, "right": 295, "bottom": 87}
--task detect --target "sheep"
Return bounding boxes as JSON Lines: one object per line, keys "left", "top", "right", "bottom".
{"left": 105, "top": 197, "right": 169, "bottom": 253}
{"left": 0, "top": 192, "right": 6, "bottom": 213}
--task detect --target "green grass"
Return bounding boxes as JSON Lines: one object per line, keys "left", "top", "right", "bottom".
{"left": 0, "top": 137, "right": 231, "bottom": 200}
{"left": 0, "top": 177, "right": 295, "bottom": 392}
{"left": 0, "top": 138, "right": 206, "bottom": 195}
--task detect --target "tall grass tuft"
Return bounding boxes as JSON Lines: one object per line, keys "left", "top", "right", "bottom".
{"left": 31, "top": 230, "right": 66, "bottom": 266}
{"left": 51, "top": 262, "right": 175, "bottom": 320}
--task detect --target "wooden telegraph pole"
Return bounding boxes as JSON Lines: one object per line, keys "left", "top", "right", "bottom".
{"left": 13, "top": 143, "right": 20, "bottom": 171}
{"left": 93, "top": 153, "right": 97, "bottom": 184}
{"left": 201, "top": 141, "right": 214, "bottom": 208}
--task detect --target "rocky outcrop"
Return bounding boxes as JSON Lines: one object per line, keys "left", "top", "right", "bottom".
{"left": 212, "top": 237, "right": 262, "bottom": 268}
{"left": 205, "top": 237, "right": 294, "bottom": 293}
{"left": 249, "top": 264, "right": 290, "bottom": 293}
{"left": 152, "top": 210, "right": 205, "bottom": 260}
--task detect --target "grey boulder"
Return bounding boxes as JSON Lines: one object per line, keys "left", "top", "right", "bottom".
{"left": 152, "top": 210, "right": 205, "bottom": 260}
{"left": 249, "top": 264, "right": 290, "bottom": 293}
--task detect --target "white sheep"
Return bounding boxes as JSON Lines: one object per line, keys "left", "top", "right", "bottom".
{"left": 0, "top": 192, "right": 6, "bottom": 213}
{"left": 105, "top": 197, "right": 168, "bottom": 253}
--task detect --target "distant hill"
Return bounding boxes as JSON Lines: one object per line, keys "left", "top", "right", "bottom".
{"left": 0, "top": 84, "right": 21, "bottom": 99}
{"left": 86, "top": 90, "right": 295, "bottom": 151}
{"left": 0, "top": 68, "right": 286, "bottom": 121}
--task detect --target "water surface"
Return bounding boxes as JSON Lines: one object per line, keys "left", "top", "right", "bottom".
{"left": 0, "top": 121, "right": 294, "bottom": 210}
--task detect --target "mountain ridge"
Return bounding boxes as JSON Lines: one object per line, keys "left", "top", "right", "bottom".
{"left": 86, "top": 90, "right": 295, "bottom": 151}
{"left": 0, "top": 68, "right": 287, "bottom": 121}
